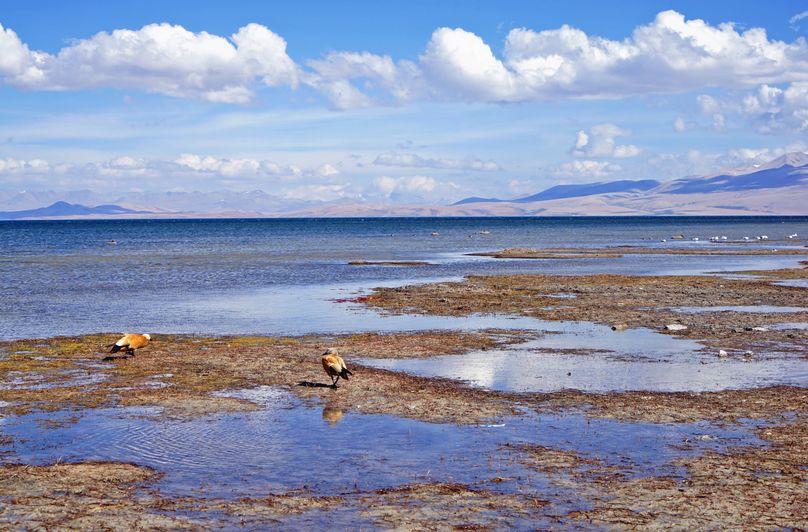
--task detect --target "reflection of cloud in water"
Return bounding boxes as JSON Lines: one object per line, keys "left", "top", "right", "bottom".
{"left": 363, "top": 339, "right": 808, "bottom": 393}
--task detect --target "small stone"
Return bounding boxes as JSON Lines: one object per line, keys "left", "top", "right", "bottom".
{"left": 751, "top": 327, "right": 768, "bottom": 332}
{"left": 733, "top": 327, "right": 745, "bottom": 333}
{"left": 665, "top": 324, "right": 688, "bottom": 331}
{"left": 718, "top": 350, "right": 729, "bottom": 358}
{"left": 744, "top": 350, "right": 754, "bottom": 357}
{"left": 611, "top": 323, "right": 629, "bottom": 331}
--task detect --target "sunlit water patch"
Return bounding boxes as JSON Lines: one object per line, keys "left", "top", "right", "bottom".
{"left": 361, "top": 336, "right": 808, "bottom": 393}
{"left": 769, "top": 322, "right": 808, "bottom": 331}
{"left": 774, "top": 279, "right": 808, "bottom": 289}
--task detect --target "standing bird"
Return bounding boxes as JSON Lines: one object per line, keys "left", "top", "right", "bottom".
{"left": 321, "top": 348, "right": 353, "bottom": 388}
{"left": 110, "top": 333, "right": 151, "bottom": 357}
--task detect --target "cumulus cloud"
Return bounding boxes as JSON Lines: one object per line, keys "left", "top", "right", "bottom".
{"left": 173, "top": 153, "right": 305, "bottom": 178}
{"left": 696, "top": 82, "right": 808, "bottom": 133}
{"left": 315, "top": 163, "right": 340, "bottom": 177}
{"left": 305, "top": 51, "right": 420, "bottom": 109}
{"left": 554, "top": 160, "right": 622, "bottom": 178}
{"left": 0, "top": 22, "right": 298, "bottom": 103}
{"left": 281, "top": 183, "right": 356, "bottom": 202}
{"left": 570, "top": 124, "right": 639, "bottom": 158}
{"left": 374, "top": 175, "right": 436, "bottom": 196}
{"left": 372, "top": 174, "right": 459, "bottom": 199}
{"left": 305, "top": 10, "right": 808, "bottom": 108}
{"left": 648, "top": 141, "right": 808, "bottom": 177}
{"left": 5, "top": 10, "right": 808, "bottom": 108}
{"left": 0, "top": 153, "right": 350, "bottom": 192}
{"left": 373, "top": 152, "right": 500, "bottom": 171}
{"left": 0, "top": 157, "right": 50, "bottom": 174}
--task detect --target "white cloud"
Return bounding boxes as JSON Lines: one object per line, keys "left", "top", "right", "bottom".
{"left": 281, "top": 183, "right": 356, "bottom": 202}
{"left": 372, "top": 174, "right": 459, "bottom": 199}
{"left": 0, "top": 153, "right": 351, "bottom": 192}
{"left": 570, "top": 124, "right": 639, "bottom": 158}
{"left": 789, "top": 11, "right": 808, "bottom": 29}
{"left": 373, "top": 152, "right": 500, "bottom": 171}
{"left": 712, "top": 112, "right": 727, "bottom": 131}
{"left": 305, "top": 51, "right": 420, "bottom": 109}
{"left": 173, "top": 153, "right": 307, "bottom": 178}
{"left": 0, "top": 157, "right": 50, "bottom": 174}
{"left": 648, "top": 141, "right": 808, "bottom": 177}
{"left": 554, "top": 160, "right": 622, "bottom": 178}
{"left": 697, "top": 82, "right": 808, "bottom": 133}
{"left": 374, "top": 175, "right": 437, "bottom": 196}
{"left": 5, "top": 10, "right": 808, "bottom": 108}
{"left": 306, "top": 10, "right": 808, "bottom": 108}
{"left": 420, "top": 28, "right": 516, "bottom": 101}
{"left": 0, "top": 23, "right": 298, "bottom": 103}
{"left": 673, "top": 116, "right": 692, "bottom": 132}
{"left": 316, "top": 163, "right": 340, "bottom": 177}
{"left": 507, "top": 179, "right": 536, "bottom": 196}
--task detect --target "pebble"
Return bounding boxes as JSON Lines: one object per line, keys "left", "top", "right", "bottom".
{"left": 611, "top": 323, "right": 629, "bottom": 331}
{"left": 718, "top": 349, "right": 729, "bottom": 358}
{"left": 665, "top": 324, "right": 688, "bottom": 331}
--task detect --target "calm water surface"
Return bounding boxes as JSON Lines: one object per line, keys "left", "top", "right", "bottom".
{"left": 1, "top": 216, "right": 806, "bottom": 339}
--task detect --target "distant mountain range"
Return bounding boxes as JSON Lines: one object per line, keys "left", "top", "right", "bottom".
{"left": 453, "top": 179, "right": 661, "bottom": 205}
{"left": 439, "top": 152, "right": 808, "bottom": 216}
{"left": 0, "top": 201, "right": 144, "bottom": 220}
{"left": 1, "top": 153, "right": 807, "bottom": 218}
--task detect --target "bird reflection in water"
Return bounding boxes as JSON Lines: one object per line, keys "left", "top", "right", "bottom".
{"left": 322, "top": 406, "right": 344, "bottom": 426}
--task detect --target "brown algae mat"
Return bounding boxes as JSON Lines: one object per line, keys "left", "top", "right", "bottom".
{"left": 510, "top": 419, "right": 808, "bottom": 529}
{"left": 0, "top": 460, "right": 551, "bottom": 530}
{"left": 362, "top": 268, "right": 808, "bottom": 356}
{"left": 0, "top": 330, "right": 530, "bottom": 424}
{"left": 2, "top": 264, "right": 807, "bottom": 528}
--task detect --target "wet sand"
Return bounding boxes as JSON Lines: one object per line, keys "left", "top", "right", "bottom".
{"left": 1, "top": 260, "right": 807, "bottom": 528}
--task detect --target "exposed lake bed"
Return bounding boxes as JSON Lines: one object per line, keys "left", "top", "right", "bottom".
{"left": 2, "top": 270, "right": 806, "bottom": 527}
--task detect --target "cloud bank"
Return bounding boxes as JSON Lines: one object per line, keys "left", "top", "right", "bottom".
{"left": 0, "top": 22, "right": 298, "bottom": 103}
{"left": 374, "top": 152, "right": 500, "bottom": 171}
{"left": 3, "top": 11, "right": 808, "bottom": 107}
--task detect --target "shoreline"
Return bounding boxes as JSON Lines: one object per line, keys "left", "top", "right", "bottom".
{"left": 1, "top": 260, "right": 806, "bottom": 528}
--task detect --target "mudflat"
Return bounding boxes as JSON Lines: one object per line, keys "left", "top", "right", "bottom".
{"left": 1, "top": 261, "right": 806, "bottom": 528}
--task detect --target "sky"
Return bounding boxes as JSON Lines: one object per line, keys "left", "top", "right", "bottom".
{"left": 1, "top": 0, "right": 808, "bottom": 204}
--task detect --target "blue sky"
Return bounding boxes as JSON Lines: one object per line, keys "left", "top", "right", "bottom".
{"left": 1, "top": 1, "right": 807, "bottom": 203}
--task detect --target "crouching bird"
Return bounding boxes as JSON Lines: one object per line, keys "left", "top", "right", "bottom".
{"left": 110, "top": 333, "right": 151, "bottom": 357}
{"left": 321, "top": 348, "right": 353, "bottom": 388}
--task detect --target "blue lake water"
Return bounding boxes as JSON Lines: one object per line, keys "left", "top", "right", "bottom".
{"left": 1, "top": 216, "right": 806, "bottom": 339}
{"left": 0, "top": 388, "right": 763, "bottom": 497}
